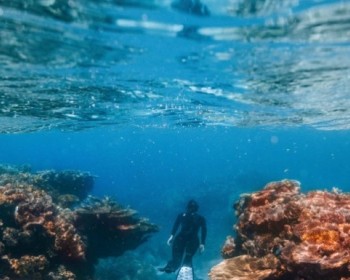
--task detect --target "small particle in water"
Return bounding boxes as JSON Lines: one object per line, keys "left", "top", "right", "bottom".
{"left": 0, "top": 8, "right": 3, "bottom": 16}
{"left": 270, "top": 135, "right": 279, "bottom": 144}
{"left": 38, "top": 0, "right": 56, "bottom": 7}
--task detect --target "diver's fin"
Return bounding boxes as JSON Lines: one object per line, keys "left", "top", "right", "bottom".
{"left": 176, "top": 266, "right": 193, "bottom": 280}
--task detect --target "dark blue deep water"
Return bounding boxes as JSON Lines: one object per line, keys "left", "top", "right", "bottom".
{"left": 1, "top": 0, "right": 350, "bottom": 279}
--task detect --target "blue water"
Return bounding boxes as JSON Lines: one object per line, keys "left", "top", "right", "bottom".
{"left": 1, "top": 126, "right": 350, "bottom": 278}
{"left": 1, "top": 0, "right": 350, "bottom": 279}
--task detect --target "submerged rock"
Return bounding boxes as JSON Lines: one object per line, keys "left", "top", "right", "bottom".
{"left": 210, "top": 179, "right": 350, "bottom": 280}
{"left": 0, "top": 165, "right": 158, "bottom": 279}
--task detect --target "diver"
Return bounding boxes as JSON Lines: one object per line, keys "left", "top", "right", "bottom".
{"left": 159, "top": 199, "right": 207, "bottom": 275}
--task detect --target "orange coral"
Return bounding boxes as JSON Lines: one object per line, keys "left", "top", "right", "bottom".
{"left": 53, "top": 216, "right": 86, "bottom": 260}
{"left": 301, "top": 229, "right": 340, "bottom": 253}
{"left": 212, "top": 180, "right": 350, "bottom": 280}
{"left": 116, "top": 224, "right": 139, "bottom": 230}
{"left": 5, "top": 255, "right": 48, "bottom": 277}
{"left": 0, "top": 184, "right": 27, "bottom": 204}
{"left": 221, "top": 236, "right": 236, "bottom": 259}
{"left": 8, "top": 185, "right": 86, "bottom": 261}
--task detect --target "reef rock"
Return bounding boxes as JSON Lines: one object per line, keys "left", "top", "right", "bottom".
{"left": 0, "top": 165, "right": 158, "bottom": 279}
{"left": 210, "top": 179, "right": 350, "bottom": 280}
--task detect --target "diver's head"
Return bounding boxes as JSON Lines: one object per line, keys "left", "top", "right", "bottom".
{"left": 186, "top": 199, "right": 199, "bottom": 213}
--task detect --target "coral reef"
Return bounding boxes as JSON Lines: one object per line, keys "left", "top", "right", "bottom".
{"left": 3, "top": 255, "right": 48, "bottom": 278}
{"left": 221, "top": 236, "right": 236, "bottom": 259}
{"left": 0, "top": 164, "right": 94, "bottom": 205}
{"left": 75, "top": 196, "right": 159, "bottom": 262}
{"left": 0, "top": 165, "right": 158, "bottom": 279}
{"left": 209, "top": 254, "right": 281, "bottom": 280}
{"left": 210, "top": 179, "right": 350, "bottom": 280}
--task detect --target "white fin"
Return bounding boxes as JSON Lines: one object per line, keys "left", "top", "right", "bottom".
{"left": 176, "top": 266, "right": 193, "bottom": 280}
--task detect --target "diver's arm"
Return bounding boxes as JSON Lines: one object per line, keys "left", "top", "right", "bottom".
{"left": 171, "top": 213, "right": 182, "bottom": 236}
{"left": 167, "top": 235, "right": 174, "bottom": 246}
{"left": 201, "top": 216, "right": 207, "bottom": 245}
{"left": 198, "top": 216, "right": 207, "bottom": 253}
{"left": 167, "top": 214, "right": 182, "bottom": 245}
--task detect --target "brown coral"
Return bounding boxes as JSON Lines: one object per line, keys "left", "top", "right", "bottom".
{"left": 4, "top": 255, "right": 48, "bottom": 277}
{"left": 6, "top": 184, "right": 86, "bottom": 261}
{"left": 0, "top": 166, "right": 158, "bottom": 279}
{"left": 52, "top": 215, "right": 86, "bottom": 260}
{"left": 221, "top": 236, "right": 236, "bottom": 259}
{"left": 74, "top": 196, "right": 159, "bottom": 261}
{"left": 210, "top": 180, "right": 350, "bottom": 280}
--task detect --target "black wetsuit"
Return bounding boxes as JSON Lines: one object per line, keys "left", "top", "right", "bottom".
{"left": 166, "top": 211, "right": 207, "bottom": 271}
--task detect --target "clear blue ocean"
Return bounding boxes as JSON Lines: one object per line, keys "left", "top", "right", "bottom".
{"left": 1, "top": 0, "right": 350, "bottom": 279}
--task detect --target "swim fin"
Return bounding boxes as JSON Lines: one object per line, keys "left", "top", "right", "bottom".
{"left": 176, "top": 266, "right": 193, "bottom": 280}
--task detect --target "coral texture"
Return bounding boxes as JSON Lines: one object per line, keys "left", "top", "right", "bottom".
{"left": 210, "top": 179, "right": 350, "bottom": 280}
{"left": 0, "top": 165, "right": 158, "bottom": 279}
{"left": 221, "top": 236, "right": 236, "bottom": 259}
{"left": 209, "top": 254, "right": 280, "bottom": 280}
{"left": 4, "top": 255, "right": 48, "bottom": 277}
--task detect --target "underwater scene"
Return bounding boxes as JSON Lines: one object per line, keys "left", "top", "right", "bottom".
{"left": 1, "top": 0, "right": 350, "bottom": 279}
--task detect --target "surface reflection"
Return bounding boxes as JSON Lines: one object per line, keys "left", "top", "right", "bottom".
{"left": 0, "top": 0, "right": 349, "bottom": 132}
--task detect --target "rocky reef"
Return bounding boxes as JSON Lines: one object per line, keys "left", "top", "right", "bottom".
{"left": 209, "top": 179, "right": 350, "bottom": 280}
{"left": 0, "top": 164, "right": 158, "bottom": 279}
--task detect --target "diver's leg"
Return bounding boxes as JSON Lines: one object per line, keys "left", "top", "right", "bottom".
{"left": 182, "top": 237, "right": 199, "bottom": 267}
{"left": 163, "top": 235, "right": 185, "bottom": 272}
{"left": 171, "top": 235, "right": 186, "bottom": 270}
